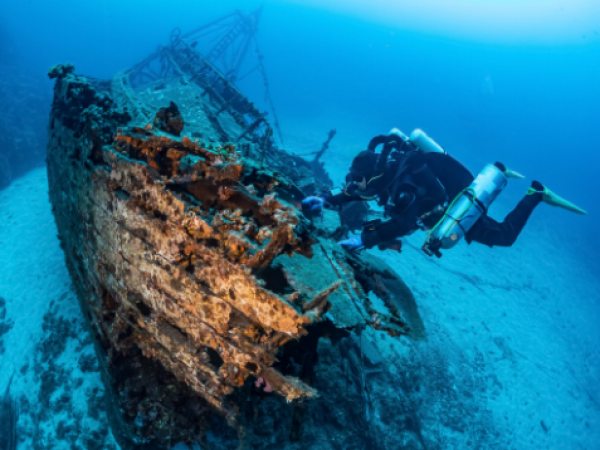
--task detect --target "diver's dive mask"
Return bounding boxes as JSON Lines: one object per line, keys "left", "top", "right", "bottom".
{"left": 345, "top": 171, "right": 369, "bottom": 192}
{"left": 346, "top": 171, "right": 365, "bottom": 183}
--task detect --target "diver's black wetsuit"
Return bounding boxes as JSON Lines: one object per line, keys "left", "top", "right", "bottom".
{"left": 326, "top": 148, "right": 542, "bottom": 249}
{"left": 465, "top": 193, "right": 542, "bottom": 246}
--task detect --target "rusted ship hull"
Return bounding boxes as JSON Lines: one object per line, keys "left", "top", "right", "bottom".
{"left": 46, "top": 60, "right": 423, "bottom": 448}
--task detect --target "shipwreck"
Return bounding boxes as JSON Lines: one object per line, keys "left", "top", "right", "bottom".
{"left": 46, "top": 9, "right": 424, "bottom": 449}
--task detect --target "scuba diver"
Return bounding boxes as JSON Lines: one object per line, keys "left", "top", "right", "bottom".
{"left": 302, "top": 128, "right": 587, "bottom": 257}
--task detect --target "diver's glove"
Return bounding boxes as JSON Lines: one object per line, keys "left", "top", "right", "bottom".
{"left": 339, "top": 236, "right": 364, "bottom": 252}
{"left": 302, "top": 196, "right": 325, "bottom": 217}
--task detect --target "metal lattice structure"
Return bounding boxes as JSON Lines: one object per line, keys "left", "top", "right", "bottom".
{"left": 182, "top": 7, "right": 263, "bottom": 82}
{"left": 126, "top": 8, "right": 283, "bottom": 145}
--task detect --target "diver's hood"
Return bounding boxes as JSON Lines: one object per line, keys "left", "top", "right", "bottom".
{"left": 350, "top": 150, "right": 378, "bottom": 177}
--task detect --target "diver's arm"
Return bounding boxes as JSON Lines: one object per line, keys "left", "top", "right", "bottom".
{"left": 303, "top": 183, "right": 375, "bottom": 217}
{"left": 325, "top": 183, "right": 378, "bottom": 207}
{"left": 303, "top": 185, "right": 367, "bottom": 217}
{"left": 361, "top": 213, "right": 418, "bottom": 249}
{"left": 324, "top": 191, "right": 355, "bottom": 207}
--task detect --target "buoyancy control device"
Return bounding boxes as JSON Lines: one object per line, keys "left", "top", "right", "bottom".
{"left": 422, "top": 163, "right": 508, "bottom": 257}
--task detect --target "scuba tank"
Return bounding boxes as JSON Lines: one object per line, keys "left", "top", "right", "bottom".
{"left": 409, "top": 129, "right": 447, "bottom": 154}
{"left": 422, "top": 163, "right": 508, "bottom": 257}
{"left": 389, "top": 128, "right": 409, "bottom": 142}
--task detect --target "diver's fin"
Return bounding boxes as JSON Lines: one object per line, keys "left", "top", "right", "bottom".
{"left": 504, "top": 168, "right": 525, "bottom": 179}
{"left": 527, "top": 185, "right": 587, "bottom": 215}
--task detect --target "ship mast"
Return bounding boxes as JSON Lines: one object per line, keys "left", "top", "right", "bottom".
{"left": 182, "top": 7, "right": 263, "bottom": 83}
{"left": 126, "top": 8, "right": 283, "bottom": 146}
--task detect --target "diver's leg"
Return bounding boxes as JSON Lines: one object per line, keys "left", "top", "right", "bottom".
{"left": 466, "top": 185, "right": 543, "bottom": 247}
{"left": 532, "top": 183, "right": 587, "bottom": 215}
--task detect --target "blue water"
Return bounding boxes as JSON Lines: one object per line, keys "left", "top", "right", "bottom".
{"left": 1, "top": 1, "right": 599, "bottom": 449}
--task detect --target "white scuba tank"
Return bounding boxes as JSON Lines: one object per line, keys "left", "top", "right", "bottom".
{"left": 409, "top": 129, "right": 446, "bottom": 154}
{"left": 425, "top": 163, "right": 508, "bottom": 253}
{"left": 388, "top": 128, "right": 409, "bottom": 142}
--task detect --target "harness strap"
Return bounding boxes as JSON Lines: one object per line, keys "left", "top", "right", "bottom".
{"left": 423, "top": 186, "right": 476, "bottom": 247}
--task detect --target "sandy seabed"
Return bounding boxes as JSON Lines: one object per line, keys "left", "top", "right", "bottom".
{"left": 1, "top": 166, "right": 599, "bottom": 449}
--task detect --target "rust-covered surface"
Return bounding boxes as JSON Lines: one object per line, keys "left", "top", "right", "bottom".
{"left": 46, "top": 64, "right": 423, "bottom": 449}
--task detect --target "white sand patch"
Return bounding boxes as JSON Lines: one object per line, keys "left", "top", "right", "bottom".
{"left": 0, "top": 167, "right": 117, "bottom": 449}
{"left": 358, "top": 190, "right": 600, "bottom": 449}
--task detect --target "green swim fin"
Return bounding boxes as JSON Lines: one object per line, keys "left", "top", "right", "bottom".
{"left": 504, "top": 168, "right": 525, "bottom": 179}
{"left": 527, "top": 185, "right": 587, "bottom": 215}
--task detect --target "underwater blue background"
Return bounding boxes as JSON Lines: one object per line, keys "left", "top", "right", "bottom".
{"left": 2, "top": 0, "right": 599, "bottom": 253}
{"left": 1, "top": 1, "right": 600, "bottom": 448}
